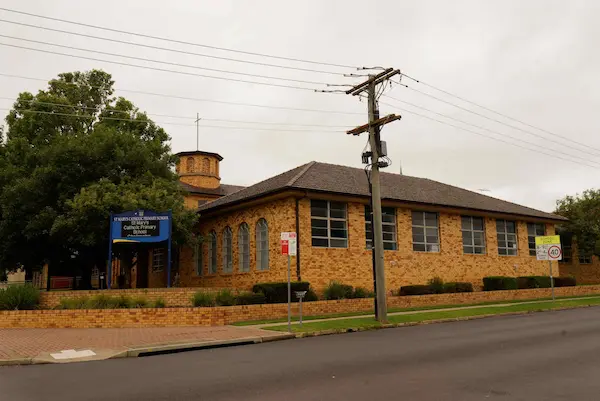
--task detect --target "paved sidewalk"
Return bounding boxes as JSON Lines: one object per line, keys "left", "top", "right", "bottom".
{"left": 0, "top": 326, "right": 291, "bottom": 365}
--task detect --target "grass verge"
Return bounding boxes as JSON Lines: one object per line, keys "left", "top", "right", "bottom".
{"left": 232, "top": 293, "right": 600, "bottom": 326}
{"left": 263, "top": 297, "right": 600, "bottom": 333}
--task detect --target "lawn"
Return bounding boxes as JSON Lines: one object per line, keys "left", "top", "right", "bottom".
{"left": 232, "top": 293, "right": 600, "bottom": 326}
{"left": 263, "top": 296, "right": 600, "bottom": 333}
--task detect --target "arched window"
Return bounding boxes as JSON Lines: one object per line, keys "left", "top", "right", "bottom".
{"left": 256, "top": 219, "right": 269, "bottom": 271}
{"left": 208, "top": 231, "right": 217, "bottom": 274}
{"left": 202, "top": 158, "right": 210, "bottom": 174}
{"left": 195, "top": 242, "right": 204, "bottom": 276}
{"left": 238, "top": 223, "right": 250, "bottom": 272}
{"left": 222, "top": 226, "right": 233, "bottom": 273}
{"left": 186, "top": 157, "right": 195, "bottom": 173}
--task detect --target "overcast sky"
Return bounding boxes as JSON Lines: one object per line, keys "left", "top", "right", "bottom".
{"left": 1, "top": 0, "right": 599, "bottom": 212}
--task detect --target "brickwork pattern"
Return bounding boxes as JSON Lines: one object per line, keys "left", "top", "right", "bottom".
{"left": 558, "top": 245, "right": 600, "bottom": 284}
{"left": 8, "top": 285, "right": 600, "bottom": 329}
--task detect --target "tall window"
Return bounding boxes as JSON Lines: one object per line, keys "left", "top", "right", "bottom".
{"left": 186, "top": 157, "right": 195, "bottom": 173}
{"left": 238, "top": 223, "right": 250, "bottom": 272}
{"left": 561, "top": 237, "right": 573, "bottom": 263}
{"left": 152, "top": 248, "right": 165, "bottom": 272}
{"left": 527, "top": 223, "right": 546, "bottom": 256}
{"left": 497, "top": 220, "right": 517, "bottom": 256}
{"left": 222, "top": 227, "right": 233, "bottom": 273}
{"left": 579, "top": 251, "right": 592, "bottom": 264}
{"left": 412, "top": 211, "right": 439, "bottom": 252}
{"left": 462, "top": 216, "right": 486, "bottom": 254}
{"left": 208, "top": 231, "right": 217, "bottom": 274}
{"left": 256, "top": 219, "right": 269, "bottom": 270}
{"left": 311, "top": 200, "right": 348, "bottom": 248}
{"left": 195, "top": 243, "right": 203, "bottom": 276}
{"left": 365, "top": 206, "right": 397, "bottom": 250}
{"left": 202, "top": 157, "right": 210, "bottom": 173}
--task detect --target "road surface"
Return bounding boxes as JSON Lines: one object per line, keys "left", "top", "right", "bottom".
{"left": 2, "top": 307, "right": 600, "bottom": 400}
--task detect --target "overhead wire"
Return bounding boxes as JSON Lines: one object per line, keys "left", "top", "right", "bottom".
{"left": 0, "top": 18, "right": 348, "bottom": 77}
{"left": 0, "top": 7, "right": 360, "bottom": 70}
{"left": 0, "top": 34, "right": 339, "bottom": 86}
{"left": 401, "top": 72, "right": 599, "bottom": 154}
{"left": 0, "top": 72, "right": 365, "bottom": 115}
{"left": 382, "top": 94, "right": 600, "bottom": 167}
{"left": 377, "top": 100, "right": 600, "bottom": 171}
{"left": 0, "top": 42, "right": 324, "bottom": 92}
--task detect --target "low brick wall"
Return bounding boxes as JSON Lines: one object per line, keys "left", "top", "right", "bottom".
{"left": 4, "top": 285, "right": 600, "bottom": 329}
{"left": 39, "top": 287, "right": 223, "bottom": 309}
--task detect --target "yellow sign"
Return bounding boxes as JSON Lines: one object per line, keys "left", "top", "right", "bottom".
{"left": 535, "top": 235, "right": 561, "bottom": 246}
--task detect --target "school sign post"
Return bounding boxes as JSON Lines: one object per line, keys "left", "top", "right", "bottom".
{"left": 535, "top": 235, "right": 562, "bottom": 301}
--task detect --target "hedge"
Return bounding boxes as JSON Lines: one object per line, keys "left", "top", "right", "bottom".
{"left": 400, "top": 279, "right": 473, "bottom": 296}
{"left": 235, "top": 292, "right": 267, "bottom": 305}
{"left": 252, "top": 281, "right": 311, "bottom": 303}
{"left": 399, "top": 285, "right": 434, "bottom": 296}
{"left": 483, "top": 276, "right": 518, "bottom": 291}
{"left": 517, "top": 276, "right": 552, "bottom": 289}
{"left": 554, "top": 276, "right": 576, "bottom": 287}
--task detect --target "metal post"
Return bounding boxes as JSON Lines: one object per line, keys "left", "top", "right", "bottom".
{"left": 549, "top": 260, "right": 555, "bottom": 301}
{"left": 107, "top": 213, "right": 113, "bottom": 289}
{"left": 167, "top": 210, "right": 173, "bottom": 288}
{"left": 299, "top": 296, "right": 303, "bottom": 327}
{"left": 195, "top": 113, "right": 200, "bottom": 151}
{"left": 367, "top": 80, "right": 388, "bottom": 323}
{"left": 287, "top": 255, "right": 292, "bottom": 332}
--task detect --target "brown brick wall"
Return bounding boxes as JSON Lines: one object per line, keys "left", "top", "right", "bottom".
{"left": 6, "top": 285, "right": 600, "bottom": 329}
{"left": 559, "top": 245, "right": 600, "bottom": 284}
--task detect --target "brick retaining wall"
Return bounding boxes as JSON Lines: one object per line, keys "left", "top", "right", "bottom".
{"left": 5, "top": 285, "right": 600, "bottom": 329}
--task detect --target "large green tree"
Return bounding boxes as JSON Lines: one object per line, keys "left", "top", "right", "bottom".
{"left": 0, "top": 70, "right": 197, "bottom": 283}
{"left": 555, "top": 189, "right": 600, "bottom": 254}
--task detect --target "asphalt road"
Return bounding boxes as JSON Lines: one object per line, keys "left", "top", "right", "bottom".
{"left": 3, "top": 307, "right": 600, "bottom": 401}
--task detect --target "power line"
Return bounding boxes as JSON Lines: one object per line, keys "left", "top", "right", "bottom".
{"left": 0, "top": 34, "right": 338, "bottom": 86}
{"left": 382, "top": 94, "right": 600, "bottom": 167}
{"left": 0, "top": 7, "right": 359, "bottom": 70}
{"left": 0, "top": 96, "right": 353, "bottom": 128}
{"left": 1, "top": 108, "right": 344, "bottom": 132}
{"left": 378, "top": 100, "right": 600, "bottom": 171}
{"left": 0, "top": 18, "right": 345, "bottom": 77}
{"left": 394, "top": 79, "right": 600, "bottom": 157}
{"left": 0, "top": 72, "right": 364, "bottom": 116}
{"left": 402, "top": 73, "right": 600, "bottom": 154}
{"left": 0, "top": 42, "right": 323, "bottom": 92}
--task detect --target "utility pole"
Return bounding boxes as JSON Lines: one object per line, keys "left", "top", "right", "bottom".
{"left": 195, "top": 113, "right": 201, "bottom": 151}
{"left": 346, "top": 68, "right": 401, "bottom": 323}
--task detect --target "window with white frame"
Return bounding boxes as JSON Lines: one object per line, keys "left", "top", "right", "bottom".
{"left": 497, "top": 219, "right": 518, "bottom": 256}
{"left": 195, "top": 242, "right": 203, "bottom": 276}
{"left": 256, "top": 219, "right": 269, "bottom": 271}
{"left": 412, "top": 211, "right": 439, "bottom": 252}
{"left": 208, "top": 231, "right": 217, "bottom": 274}
{"left": 238, "top": 223, "right": 250, "bottom": 272}
{"left": 461, "top": 216, "right": 486, "bottom": 254}
{"left": 222, "top": 226, "right": 233, "bottom": 273}
{"left": 152, "top": 248, "right": 165, "bottom": 272}
{"left": 365, "top": 206, "right": 397, "bottom": 250}
{"left": 311, "top": 200, "right": 348, "bottom": 248}
{"left": 527, "top": 223, "right": 546, "bottom": 256}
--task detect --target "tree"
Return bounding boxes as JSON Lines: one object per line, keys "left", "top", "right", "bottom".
{"left": 0, "top": 70, "right": 197, "bottom": 283}
{"left": 555, "top": 189, "right": 600, "bottom": 254}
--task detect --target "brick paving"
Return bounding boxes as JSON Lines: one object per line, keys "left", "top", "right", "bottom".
{"left": 0, "top": 326, "right": 284, "bottom": 360}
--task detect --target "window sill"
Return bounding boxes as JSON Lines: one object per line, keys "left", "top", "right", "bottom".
{"left": 412, "top": 250, "right": 440, "bottom": 254}
{"left": 255, "top": 269, "right": 270, "bottom": 273}
{"left": 462, "top": 253, "right": 487, "bottom": 256}
{"left": 498, "top": 254, "right": 519, "bottom": 257}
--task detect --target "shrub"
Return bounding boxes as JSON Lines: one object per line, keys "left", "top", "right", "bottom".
{"left": 86, "top": 294, "right": 120, "bottom": 309}
{"left": 0, "top": 285, "right": 40, "bottom": 310}
{"left": 554, "top": 276, "right": 576, "bottom": 287}
{"left": 252, "top": 281, "right": 311, "bottom": 303}
{"left": 235, "top": 292, "right": 267, "bottom": 305}
{"left": 483, "top": 276, "right": 518, "bottom": 291}
{"left": 517, "top": 276, "right": 552, "bottom": 289}
{"left": 192, "top": 291, "right": 215, "bottom": 307}
{"left": 428, "top": 277, "right": 445, "bottom": 294}
{"left": 131, "top": 296, "right": 149, "bottom": 308}
{"left": 58, "top": 296, "right": 89, "bottom": 309}
{"left": 352, "top": 287, "right": 373, "bottom": 298}
{"left": 304, "top": 289, "right": 319, "bottom": 302}
{"left": 443, "top": 282, "right": 474, "bottom": 293}
{"left": 215, "top": 289, "right": 236, "bottom": 306}
{"left": 399, "top": 284, "right": 434, "bottom": 296}
{"left": 153, "top": 298, "right": 166, "bottom": 308}
{"left": 324, "top": 281, "right": 354, "bottom": 300}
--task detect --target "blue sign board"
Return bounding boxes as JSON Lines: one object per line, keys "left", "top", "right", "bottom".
{"left": 107, "top": 210, "right": 173, "bottom": 289}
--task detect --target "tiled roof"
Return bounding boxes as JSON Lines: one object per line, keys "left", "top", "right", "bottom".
{"left": 179, "top": 182, "right": 245, "bottom": 197}
{"left": 198, "top": 161, "right": 566, "bottom": 221}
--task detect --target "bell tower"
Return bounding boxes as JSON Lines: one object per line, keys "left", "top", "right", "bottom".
{"left": 175, "top": 151, "right": 223, "bottom": 189}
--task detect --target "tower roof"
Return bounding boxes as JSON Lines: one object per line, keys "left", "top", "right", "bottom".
{"left": 175, "top": 150, "right": 223, "bottom": 161}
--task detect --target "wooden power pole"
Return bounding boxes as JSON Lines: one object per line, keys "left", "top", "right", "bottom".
{"left": 346, "top": 68, "right": 401, "bottom": 323}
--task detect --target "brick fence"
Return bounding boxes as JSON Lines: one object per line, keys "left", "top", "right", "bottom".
{"left": 39, "top": 287, "right": 224, "bottom": 309}
{"left": 4, "top": 285, "right": 600, "bottom": 329}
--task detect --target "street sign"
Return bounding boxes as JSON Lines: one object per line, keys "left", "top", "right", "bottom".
{"left": 295, "top": 290, "right": 307, "bottom": 299}
{"left": 535, "top": 235, "right": 562, "bottom": 261}
{"left": 280, "top": 232, "right": 297, "bottom": 256}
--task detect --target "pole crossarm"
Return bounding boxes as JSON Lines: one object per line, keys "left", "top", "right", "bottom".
{"left": 346, "top": 68, "right": 401, "bottom": 96}
{"left": 346, "top": 113, "right": 402, "bottom": 135}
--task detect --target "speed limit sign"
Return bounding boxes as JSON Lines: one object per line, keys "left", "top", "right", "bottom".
{"left": 535, "top": 236, "right": 562, "bottom": 261}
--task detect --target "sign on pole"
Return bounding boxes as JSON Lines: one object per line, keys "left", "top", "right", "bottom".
{"left": 280, "top": 232, "right": 297, "bottom": 256}
{"left": 535, "top": 235, "right": 562, "bottom": 261}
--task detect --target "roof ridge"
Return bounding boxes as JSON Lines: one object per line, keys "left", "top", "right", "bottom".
{"left": 285, "top": 161, "right": 317, "bottom": 187}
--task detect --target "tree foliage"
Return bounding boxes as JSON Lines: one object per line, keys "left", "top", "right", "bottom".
{"left": 0, "top": 70, "right": 197, "bottom": 278}
{"left": 555, "top": 189, "right": 600, "bottom": 254}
